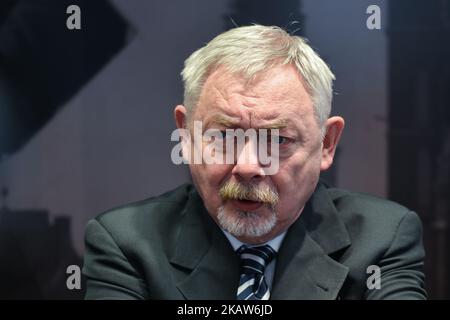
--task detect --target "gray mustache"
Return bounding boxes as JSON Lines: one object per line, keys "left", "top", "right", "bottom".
{"left": 219, "top": 181, "right": 279, "bottom": 206}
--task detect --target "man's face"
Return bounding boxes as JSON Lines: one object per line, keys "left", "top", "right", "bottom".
{"left": 175, "top": 64, "right": 342, "bottom": 244}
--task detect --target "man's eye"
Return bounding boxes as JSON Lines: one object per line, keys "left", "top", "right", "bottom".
{"left": 216, "top": 130, "right": 232, "bottom": 141}
{"left": 274, "top": 136, "right": 290, "bottom": 145}
{"left": 219, "top": 130, "right": 227, "bottom": 139}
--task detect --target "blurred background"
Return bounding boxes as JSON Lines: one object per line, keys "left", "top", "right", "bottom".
{"left": 0, "top": 0, "right": 448, "bottom": 299}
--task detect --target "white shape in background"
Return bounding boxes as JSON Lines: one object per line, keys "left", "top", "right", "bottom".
{"left": 366, "top": 264, "right": 381, "bottom": 289}
{"left": 66, "top": 5, "right": 81, "bottom": 30}
{"left": 66, "top": 264, "right": 81, "bottom": 290}
{"left": 366, "top": 5, "right": 381, "bottom": 30}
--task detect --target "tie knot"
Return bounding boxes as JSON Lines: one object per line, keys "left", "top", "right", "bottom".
{"left": 238, "top": 245, "right": 276, "bottom": 275}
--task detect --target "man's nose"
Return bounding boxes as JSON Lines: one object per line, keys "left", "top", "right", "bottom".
{"left": 231, "top": 139, "right": 265, "bottom": 182}
{"left": 232, "top": 163, "right": 265, "bottom": 182}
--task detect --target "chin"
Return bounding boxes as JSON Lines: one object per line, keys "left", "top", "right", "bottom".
{"left": 216, "top": 205, "right": 277, "bottom": 239}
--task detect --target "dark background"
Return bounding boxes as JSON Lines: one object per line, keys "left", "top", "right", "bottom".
{"left": 0, "top": 0, "right": 448, "bottom": 299}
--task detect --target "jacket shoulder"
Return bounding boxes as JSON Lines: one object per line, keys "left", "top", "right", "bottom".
{"left": 326, "top": 187, "right": 412, "bottom": 221}
{"left": 88, "top": 183, "right": 194, "bottom": 250}
{"left": 320, "top": 186, "right": 425, "bottom": 299}
{"left": 325, "top": 186, "right": 420, "bottom": 248}
{"left": 96, "top": 183, "right": 193, "bottom": 218}
{"left": 324, "top": 186, "right": 422, "bottom": 259}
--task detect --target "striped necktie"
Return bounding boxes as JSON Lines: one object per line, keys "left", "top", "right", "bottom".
{"left": 236, "top": 244, "right": 276, "bottom": 300}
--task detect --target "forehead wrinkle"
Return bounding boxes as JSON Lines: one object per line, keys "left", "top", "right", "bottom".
{"left": 203, "top": 69, "right": 313, "bottom": 132}
{"left": 206, "top": 102, "right": 304, "bottom": 129}
{"left": 210, "top": 84, "right": 230, "bottom": 105}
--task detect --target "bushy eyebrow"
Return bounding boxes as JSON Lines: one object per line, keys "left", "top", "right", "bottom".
{"left": 213, "top": 115, "right": 238, "bottom": 127}
{"left": 260, "top": 119, "right": 288, "bottom": 130}
{"left": 211, "top": 114, "right": 289, "bottom": 129}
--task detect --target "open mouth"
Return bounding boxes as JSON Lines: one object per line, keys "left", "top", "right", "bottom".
{"left": 229, "top": 199, "right": 264, "bottom": 211}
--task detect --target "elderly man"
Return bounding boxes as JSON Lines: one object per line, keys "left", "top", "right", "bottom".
{"left": 83, "top": 25, "right": 426, "bottom": 300}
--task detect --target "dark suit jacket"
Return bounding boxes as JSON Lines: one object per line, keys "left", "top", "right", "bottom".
{"left": 82, "top": 182, "right": 427, "bottom": 299}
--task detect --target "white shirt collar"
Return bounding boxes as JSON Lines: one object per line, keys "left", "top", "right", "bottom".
{"left": 222, "top": 229, "right": 287, "bottom": 253}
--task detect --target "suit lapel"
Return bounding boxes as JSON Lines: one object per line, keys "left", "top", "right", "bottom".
{"left": 170, "top": 188, "right": 240, "bottom": 299}
{"left": 271, "top": 183, "right": 351, "bottom": 300}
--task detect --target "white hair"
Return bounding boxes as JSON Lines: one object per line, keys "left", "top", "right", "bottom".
{"left": 181, "top": 24, "right": 335, "bottom": 129}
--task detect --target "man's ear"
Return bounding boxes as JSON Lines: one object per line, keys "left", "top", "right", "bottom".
{"left": 174, "top": 105, "right": 192, "bottom": 163}
{"left": 320, "top": 116, "right": 345, "bottom": 171}
{"left": 174, "top": 105, "right": 187, "bottom": 129}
